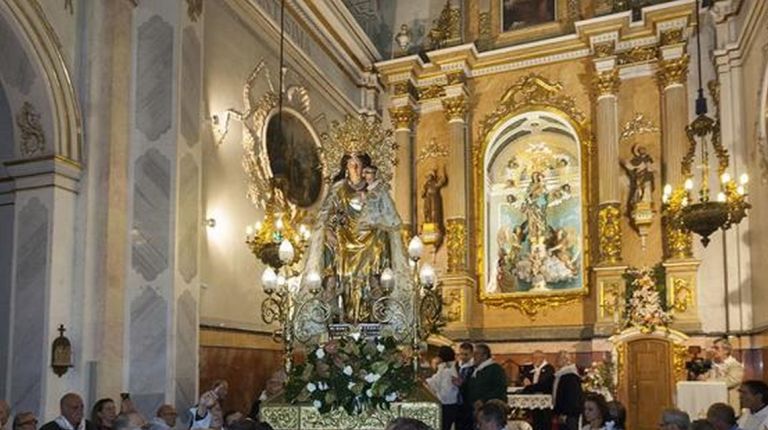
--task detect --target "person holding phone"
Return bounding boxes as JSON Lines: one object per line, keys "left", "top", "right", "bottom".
{"left": 190, "top": 380, "right": 228, "bottom": 430}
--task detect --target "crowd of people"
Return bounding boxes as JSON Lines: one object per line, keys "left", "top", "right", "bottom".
{"left": 1, "top": 339, "right": 766, "bottom": 430}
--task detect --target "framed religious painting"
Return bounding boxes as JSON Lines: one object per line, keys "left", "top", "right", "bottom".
{"left": 474, "top": 75, "right": 592, "bottom": 315}
{"left": 492, "top": 0, "right": 574, "bottom": 47}
{"left": 265, "top": 111, "right": 323, "bottom": 208}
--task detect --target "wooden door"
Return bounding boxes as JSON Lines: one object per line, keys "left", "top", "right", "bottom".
{"left": 627, "top": 339, "right": 672, "bottom": 430}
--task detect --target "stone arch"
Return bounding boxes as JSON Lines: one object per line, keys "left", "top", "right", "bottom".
{"left": 0, "top": 0, "right": 82, "bottom": 163}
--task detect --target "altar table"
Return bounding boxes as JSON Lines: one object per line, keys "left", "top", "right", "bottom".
{"left": 676, "top": 381, "right": 728, "bottom": 419}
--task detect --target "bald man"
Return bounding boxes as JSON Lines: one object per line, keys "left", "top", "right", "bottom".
{"left": 40, "top": 393, "right": 96, "bottom": 430}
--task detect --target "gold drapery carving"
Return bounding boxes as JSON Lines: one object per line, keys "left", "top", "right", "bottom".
{"left": 669, "top": 277, "right": 693, "bottom": 313}
{"left": 442, "top": 96, "right": 467, "bottom": 122}
{"left": 663, "top": 188, "right": 693, "bottom": 259}
{"left": 656, "top": 55, "right": 690, "bottom": 89}
{"left": 418, "top": 85, "right": 445, "bottom": 100}
{"left": 446, "top": 218, "right": 467, "bottom": 273}
{"left": 598, "top": 203, "right": 622, "bottom": 264}
{"left": 416, "top": 139, "right": 449, "bottom": 163}
{"left": 593, "top": 69, "right": 621, "bottom": 97}
{"left": 442, "top": 289, "right": 463, "bottom": 323}
{"left": 389, "top": 106, "right": 417, "bottom": 130}
{"left": 618, "top": 46, "right": 657, "bottom": 65}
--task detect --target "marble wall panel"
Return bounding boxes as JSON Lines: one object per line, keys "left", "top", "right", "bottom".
{"left": 0, "top": 204, "right": 13, "bottom": 397}
{"left": 135, "top": 15, "right": 173, "bottom": 141}
{"left": 0, "top": 84, "right": 13, "bottom": 177}
{"left": 175, "top": 291, "right": 198, "bottom": 425}
{"left": 0, "top": 13, "right": 37, "bottom": 95}
{"left": 178, "top": 153, "right": 198, "bottom": 283}
{"left": 129, "top": 287, "right": 167, "bottom": 416}
{"left": 180, "top": 27, "right": 201, "bottom": 146}
{"left": 132, "top": 148, "right": 171, "bottom": 281}
{"left": 10, "top": 197, "right": 48, "bottom": 412}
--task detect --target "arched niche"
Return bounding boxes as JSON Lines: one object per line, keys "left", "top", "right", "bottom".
{"left": 473, "top": 73, "right": 592, "bottom": 316}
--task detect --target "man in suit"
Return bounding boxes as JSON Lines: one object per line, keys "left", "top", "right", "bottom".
{"left": 466, "top": 344, "right": 508, "bottom": 411}
{"left": 553, "top": 351, "right": 583, "bottom": 430}
{"left": 701, "top": 338, "right": 744, "bottom": 411}
{"left": 454, "top": 342, "right": 476, "bottom": 430}
{"left": 522, "top": 350, "right": 556, "bottom": 430}
{"left": 40, "top": 393, "right": 96, "bottom": 430}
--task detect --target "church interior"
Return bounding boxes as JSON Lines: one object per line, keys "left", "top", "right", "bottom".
{"left": 1, "top": 0, "right": 768, "bottom": 430}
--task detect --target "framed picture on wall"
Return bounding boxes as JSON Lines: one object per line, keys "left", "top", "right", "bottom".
{"left": 501, "top": 0, "right": 556, "bottom": 32}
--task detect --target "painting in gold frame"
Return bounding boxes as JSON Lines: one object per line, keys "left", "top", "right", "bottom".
{"left": 502, "top": 0, "right": 556, "bottom": 32}
{"left": 491, "top": 0, "right": 572, "bottom": 47}
{"left": 473, "top": 74, "right": 592, "bottom": 315}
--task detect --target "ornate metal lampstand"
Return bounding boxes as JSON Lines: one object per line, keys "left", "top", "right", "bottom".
{"left": 661, "top": 0, "right": 749, "bottom": 247}
{"left": 406, "top": 236, "right": 443, "bottom": 379}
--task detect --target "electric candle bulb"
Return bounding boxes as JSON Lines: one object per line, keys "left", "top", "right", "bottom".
{"left": 684, "top": 178, "right": 694, "bottom": 191}
{"left": 740, "top": 173, "right": 749, "bottom": 185}
{"left": 721, "top": 172, "right": 731, "bottom": 184}
{"left": 717, "top": 192, "right": 726, "bottom": 202}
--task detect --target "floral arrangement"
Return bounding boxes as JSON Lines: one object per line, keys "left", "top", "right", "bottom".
{"left": 622, "top": 265, "right": 671, "bottom": 333}
{"left": 285, "top": 334, "right": 414, "bottom": 415}
{"left": 582, "top": 358, "right": 616, "bottom": 401}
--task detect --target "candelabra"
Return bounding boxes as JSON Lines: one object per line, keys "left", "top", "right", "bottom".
{"left": 245, "top": 186, "right": 310, "bottom": 269}
{"left": 406, "top": 236, "right": 442, "bottom": 379}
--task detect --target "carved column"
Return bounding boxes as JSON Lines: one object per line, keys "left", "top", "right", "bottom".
{"left": 591, "top": 46, "right": 626, "bottom": 334}
{"left": 658, "top": 49, "right": 693, "bottom": 259}
{"left": 593, "top": 55, "right": 622, "bottom": 265}
{"left": 389, "top": 104, "right": 417, "bottom": 236}
{"left": 441, "top": 94, "right": 469, "bottom": 274}
{"left": 657, "top": 35, "right": 700, "bottom": 331}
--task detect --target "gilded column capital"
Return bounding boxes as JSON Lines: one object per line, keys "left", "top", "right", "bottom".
{"left": 657, "top": 54, "right": 690, "bottom": 89}
{"left": 593, "top": 68, "right": 621, "bottom": 97}
{"left": 446, "top": 218, "right": 467, "bottom": 273}
{"left": 598, "top": 203, "right": 622, "bottom": 264}
{"left": 442, "top": 96, "right": 467, "bottom": 123}
{"left": 593, "top": 41, "right": 616, "bottom": 58}
{"left": 389, "top": 105, "right": 417, "bottom": 130}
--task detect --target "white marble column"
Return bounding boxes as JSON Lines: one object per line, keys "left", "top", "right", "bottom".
{"left": 124, "top": 1, "right": 202, "bottom": 418}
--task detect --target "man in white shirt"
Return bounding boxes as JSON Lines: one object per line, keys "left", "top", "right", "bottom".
{"left": 738, "top": 381, "right": 768, "bottom": 430}
{"left": 426, "top": 346, "right": 460, "bottom": 430}
{"left": 702, "top": 338, "right": 744, "bottom": 411}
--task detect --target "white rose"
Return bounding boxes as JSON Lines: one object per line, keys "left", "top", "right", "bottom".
{"left": 348, "top": 381, "right": 355, "bottom": 389}
{"left": 343, "top": 365, "right": 353, "bottom": 376}
{"left": 366, "top": 389, "right": 374, "bottom": 398}
{"left": 376, "top": 344, "right": 385, "bottom": 353}
{"left": 306, "top": 382, "right": 317, "bottom": 393}
{"left": 315, "top": 348, "right": 326, "bottom": 359}
{"left": 313, "top": 400, "right": 322, "bottom": 409}
{"left": 385, "top": 392, "right": 397, "bottom": 402}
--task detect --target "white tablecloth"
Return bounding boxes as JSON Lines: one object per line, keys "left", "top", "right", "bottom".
{"left": 508, "top": 394, "right": 553, "bottom": 410}
{"left": 676, "top": 381, "right": 728, "bottom": 419}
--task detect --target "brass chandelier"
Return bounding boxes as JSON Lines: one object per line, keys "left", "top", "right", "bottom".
{"left": 662, "top": 0, "right": 749, "bottom": 247}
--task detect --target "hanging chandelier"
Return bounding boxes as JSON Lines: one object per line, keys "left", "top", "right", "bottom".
{"left": 661, "top": 0, "right": 749, "bottom": 247}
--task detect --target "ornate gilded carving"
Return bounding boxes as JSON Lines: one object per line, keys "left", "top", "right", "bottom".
{"left": 657, "top": 55, "right": 690, "bottom": 89}
{"left": 593, "top": 69, "right": 621, "bottom": 97}
{"left": 416, "top": 138, "right": 449, "bottom": 163}
{"left": 660, "top": 28, "right": 684, "bottom": 46}
{"left": 392, "top": 80, "right": 416, "bottom": 98}
{"left": 616, "top": 342, "right": 626, "bottom": 393}
{"left": 389, "top": 105, "right": 417, "bottom": 130}
{"left": 599, "top": 281, "right": 622, "bottom": 319}
{"left": 418, "top": 85, "right": 445, "bottom": 101}
{"left": 620, "top": 113, "right": 660, "bottom": 142}
{"left": 618, "top": 46, "right": 657, "bottom": 65}
{"left": 321, "top": 115, "right": 397, "bottom": 183}
{"left": 442, "top": 96, "right": 467, "bottom": 122}
{"left": 16, "top": 101, "right": 46, "bottom": 157}
{"left": 598, "top": 203, "right": 622, "bottom": 264}
{"left": 663, "top": 187, "right": 693, "bottom": 259}
{"left": 594, "top": 41, "right": 615, "bottom": 58}
{"left": 482, "top": 294, "right": 582, "bottom": 318}
{"left": 446, "top": 72, "right": 465, "bottom": 86}
{"left": 669, "top": 277, "right": 693, "bottom": 313}
{"left": 260, "top": 400, "right": 441, "bottom": 430}
{"left": 477, "top": 11, "right": 492, "bottom": 51}
{"left": 186, "top": 0, "right": 203, "bottom": 22}
{"left": 446, "top": 218, "right": 467, "bottom": 273}
{"left": 442, "top": 289, "right": 463, "bottom": 323}
{"left": 427, "top": 1, "right": 461, "bottom": 50}
{"left": 673, "top": 343, "right": 688, "bottom": 381}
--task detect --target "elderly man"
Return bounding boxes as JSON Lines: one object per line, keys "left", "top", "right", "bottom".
{"left": 522, "top": 350, "right": 555, "bottom": 393}
{"left": 13, "top": 413, "right": 38, "bottom": 430}
{"left": 660, "top": 409, "right": 691, "bottom": 430}
{"left": 706, "top": 403, "right": 739, "bottom": 430}
{"left": 466, "top": 343, "right": 508, "bottom": 411}
{"left": 476, "top": 401, "right": 508, "bottom": 430}
{"left": 738, "top": 381, "right": 768, "bottom": 430}
{"left": 40, "top": 393, "right": 96, "bottom": 430}
{"left": 553, "top": 351, "right": 583, "bottom": 430}
{"left": 148, "top": 405, "right": 177, "bottom": 430}
{"left": 701, "top": 338, "right": 744, "bottom": 410}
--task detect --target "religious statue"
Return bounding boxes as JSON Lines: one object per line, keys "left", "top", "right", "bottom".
{"left": 302, "top": 152, "right": 410, "bottom": 326}
{"left": 620, "top": 143, "right": 655, "bottom": 230}
{"left": 421, "top": 167, "right": 447, "bottom": 248}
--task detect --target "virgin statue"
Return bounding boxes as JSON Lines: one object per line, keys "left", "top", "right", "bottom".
{"left": 300, "top": 152, "right": 411, "bottom": 327}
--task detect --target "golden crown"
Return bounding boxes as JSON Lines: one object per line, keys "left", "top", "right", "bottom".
{"left": 320, "top": 115, "right": 397, "bottom": 183}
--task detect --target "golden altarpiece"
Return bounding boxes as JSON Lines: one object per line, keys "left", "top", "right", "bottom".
{"left": 255, "top": 1, "right": 714, "bottom": 429}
